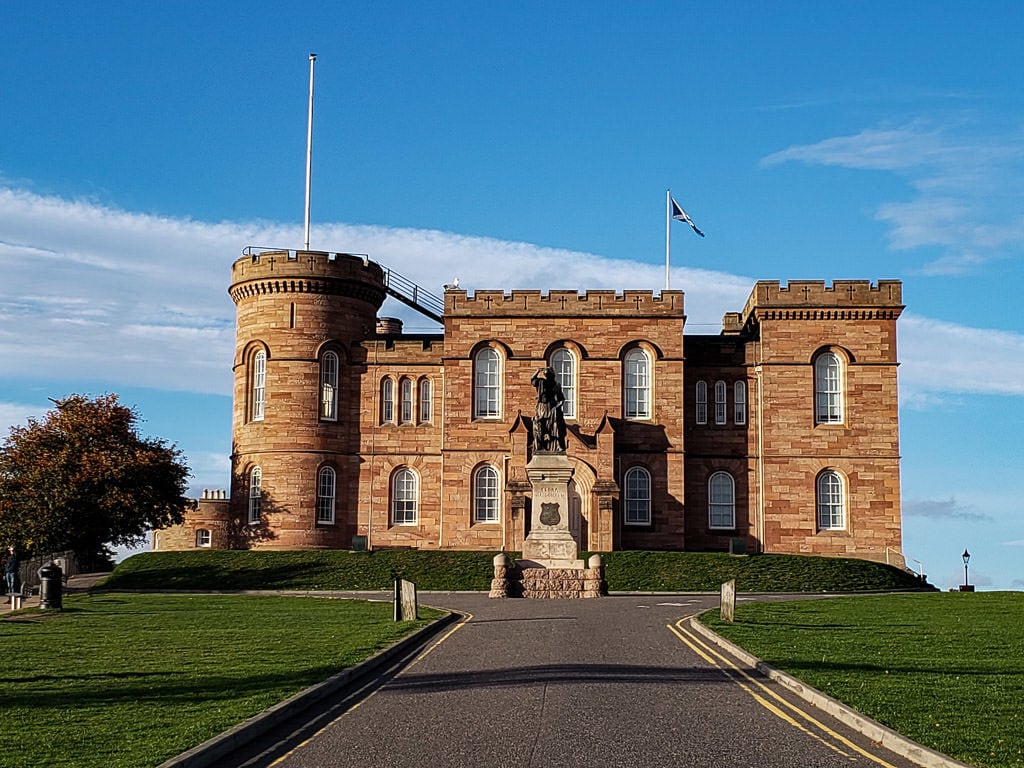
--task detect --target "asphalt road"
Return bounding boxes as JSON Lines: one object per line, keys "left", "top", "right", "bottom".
{"left": 225, "top": 593, "right": 922, "bottom": 768}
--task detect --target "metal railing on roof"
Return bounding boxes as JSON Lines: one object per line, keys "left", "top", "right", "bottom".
{"left": 241, "top": 246, "right": 444, "bottom": 323}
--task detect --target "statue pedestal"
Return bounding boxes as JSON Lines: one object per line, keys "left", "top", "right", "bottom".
{"left": 521, "top": 453, "right": 582, "bottom": 569}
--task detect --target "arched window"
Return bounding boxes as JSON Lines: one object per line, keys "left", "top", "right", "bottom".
{"left": 419, "top": 378, "right": 432, "bottom": 423}
{"left": 474, "top": 347, "right": 501, "bottom": 419}
{"left": 623, "top": 466, "right": 651, "bottom": 525}
{"left": 317, "top": 467, "right": 336, "bottom": 525}
{"left": 251, "top": 350, "right": 266, "bottom": 422}
{"left": 320, "top": 351, "right": 339, "bottom": 421}
{"left": 381, "top": 378, "right": 395, "bottom": 423}
{"left": 817, "top": 470, "right": 846, "bottom": 530}
{"left": 696, "top": 381, "right": 708, "bottom": 425}
{"left": 391, "top": 468, "right": 418, "bottom": 525}
{"left": 248, "top": 467, "right": 262, "bottom": 525}
{"left": 399, "top": 378, "right": 414, "bottom": 424}
{"left": 734, "top": 381, "right": 747, "bottom": 426}
{"left": 624, "top": 348, "right": 651, "bottom": 420}
{"left": 708, "top": 471, "right": 735, "bottom": 529}
{"left": 815, "top": 352, "right": 843, "bottom": 424}
{"left": 550, "top": 348, "right": 577, "bottom": 420}
{"left": 714, "top": 380, "right": 727, "bottom": 425}
{"left": 473, "top": 465, "right": 500, "bottom": 523}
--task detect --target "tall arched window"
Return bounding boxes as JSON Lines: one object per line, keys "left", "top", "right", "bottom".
{"left": 317, "top": 467, "right": 336, "bottom": 524}
{"left": 696, "top": 381, "right": 708, "bottom": 425}
{"left": 391, "top": 468, "right": 418, "bottom": 525}
{"left": 399, "top": 378, "right": 414, "bottom": 424}
{"left": 734, "top": 381, "right": 747, "bottom": 426}
{"left": 474, "top": 347, "right": 501, "bottom": 419}
{"left": 251, "top": 350, "right": 266, "bottom": 422}
{"left": 624, "top": 348, "right": 651, "bottom": 420}
{"left": 320, "top": 351, "right": 338, "bottom": 421}
{"left": 623, "top": 466, "right": 651, "bottom": 525}
{"left": 473, "top": 465, "right": 500, "bottom": 523}
{"left": 381, "top": 378, "right": 395, "bottom": 423}
{"left": 714, "top": 380, "right": 727, "bottom": 425}
{"left": 708, "top": 471, "right": 736, "bottom": 529}
{"left": 248, "top": 467, "right": 262, "bottom": 525}
{"left": 550, "top": 348, "right": 577, "bottom": 420}
{"left": 419, "top": 378, "right": 432, "bottom": 423}
{"left": 815, "top": 352, "right": 843, "bottom": 424}
{"left": 817, "top": 470, "right": 846, "bottom": 530}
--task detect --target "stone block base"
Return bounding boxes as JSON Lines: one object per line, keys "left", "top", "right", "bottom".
{"left": 488, "top": 554, "right": 606, "bottom": 599}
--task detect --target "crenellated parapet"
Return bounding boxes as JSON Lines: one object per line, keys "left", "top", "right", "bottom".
{"left": 740, "top": 280, "right": 903, "bottom": 326}
{"left": 445, "top": 289, "right": 684, "bottom": 317}
{"left": 229, "top": 249, "right": 386, "bottom": 308}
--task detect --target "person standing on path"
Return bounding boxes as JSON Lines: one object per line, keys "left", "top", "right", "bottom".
{"left": 4, "top": 546, "right": 18, "bottom": 596}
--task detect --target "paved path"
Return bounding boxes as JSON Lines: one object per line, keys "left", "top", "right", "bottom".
{"left": 225, "top": 593, "right": 922, "bottom": 768}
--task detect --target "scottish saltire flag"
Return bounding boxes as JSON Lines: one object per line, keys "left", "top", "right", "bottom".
{"left": 670, "top": 196, "right": 705, "bottom": 237}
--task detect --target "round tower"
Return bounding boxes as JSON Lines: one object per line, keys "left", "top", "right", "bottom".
{"left": 228, "top": 249, "right": 386, "bottom": 549}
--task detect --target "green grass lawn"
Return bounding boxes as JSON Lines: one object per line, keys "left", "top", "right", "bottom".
{"left": 702, "top": 592, "right": 1024, "bottom": 768}
{"left": 104, "top": 549, "right": 931, "bottom": 593}
{"left": 0, "top": 594, "right": 442, "bottom": 768}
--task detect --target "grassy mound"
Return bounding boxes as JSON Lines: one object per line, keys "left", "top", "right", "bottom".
{"left": 104, "top": 549, "right": 933, "bottom": 593}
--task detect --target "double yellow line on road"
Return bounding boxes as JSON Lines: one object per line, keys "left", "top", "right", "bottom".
{"left": 668, "top": 616, "right": 898, "bottom": 768}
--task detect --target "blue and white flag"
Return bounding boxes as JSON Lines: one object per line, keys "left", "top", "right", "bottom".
{"left": 670, "top": 196, "right": 705, "bottom": 237}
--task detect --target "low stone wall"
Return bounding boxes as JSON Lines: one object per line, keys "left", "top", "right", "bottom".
{"left": 489, "top": 554, "right": 606, "bottom": 599}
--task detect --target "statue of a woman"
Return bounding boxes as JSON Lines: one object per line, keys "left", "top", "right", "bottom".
{"left": 531, "top": 367, "right": 567, "bottom": 453}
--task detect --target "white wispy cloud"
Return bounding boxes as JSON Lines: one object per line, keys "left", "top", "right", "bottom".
{"left": 2, "top": 185, "right": 1023, "bottom": 428}
{"left": 761, "top": 120, "right": 1024, "bottom": 272}
{"left": 899, "top": 314, "right": 1024, "bottom": 398}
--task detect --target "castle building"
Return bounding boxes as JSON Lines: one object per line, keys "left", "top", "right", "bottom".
{"left": 156, "top": 249, "right": 904, "bottom": 563}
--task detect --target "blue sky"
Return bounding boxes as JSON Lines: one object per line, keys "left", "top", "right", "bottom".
{"left": 2, "top": 2, "right": 1022, "bottom": 590}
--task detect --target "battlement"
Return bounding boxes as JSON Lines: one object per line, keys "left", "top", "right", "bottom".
{"left": 231, "top": 248, "right": 384, "bottom": 283}
{"left": 230, "top": 249, "right": 386, "bottom": 306}
{"left": 445, "top": 289, "right": 684, "bottom": 318}
{"left": 740, "top": 280, "right": 903, "bottom": 325}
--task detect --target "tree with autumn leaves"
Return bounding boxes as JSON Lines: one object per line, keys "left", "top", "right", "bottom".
{"left": 0, "top": 394, "right": 193, "bottom": 565}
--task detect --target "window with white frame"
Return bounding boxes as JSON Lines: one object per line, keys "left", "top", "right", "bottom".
{"left": 381, "top": 378, "right": 395, "bottom": 423}
{"left": 317, "top": 466, "right": 336, "bottom": 524}
{"left": 419, "top": 378, "right": 432, "bottom": 423}
{"left": 320, "top": 351, "right": 338, "bottom": 421}
{"left": 624, "top": 348, "right": 651, "bottom": 420}
{"left": 195, "top": 529, "right": 211, "bottom": 548}
{"left": 550, "top": 348, "right": 577, "bottom": 420}
{"left": 473, "top": 465, "right": 500, "bottom": 523}
{"left": 696, "top": 381, "right": 708, "bottom": 425}
{"left": 714, "top": 380, "right": 727, "bottom": 425}
{"left": 734, "top": 381, "right": 747, "bottom": 425}
{"left": 391, "top": 468, "right": 418, "bottom": 525}
{"left": 248, "top": 466, "right": 262, "bottom": 525}
{"left": 817, "top": 470, "right": 846, "bottom": 530}
{"left": 623, "top": 466, "right": 652, "bottom": 525}
{"left": 815, "top": 352, "right": 843, "bottom": 424}
{"left": 251, "top": 350, "right": 266, "bottom": 422}
{"left": 400, "top": 378, "right": 414, "bottom": 424}
{"left": 708, "top": 471, "right": 736, "bottom": 529}
{"left": 474, "top": 347, "right": 501, "bottom": 419}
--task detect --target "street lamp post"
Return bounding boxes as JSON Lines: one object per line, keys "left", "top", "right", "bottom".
{"left": 960, "top": 549, "right": 974, "bottom": 592}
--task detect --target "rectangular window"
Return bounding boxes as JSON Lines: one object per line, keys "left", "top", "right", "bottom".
{"left": 419, "top": 379, "right": 432, "bottom": 423}
{"left": 696, "top": 381, "right": 708, "bottom": 425}
{"left": 734, "top": 381, "right": 746, "bottom": 425}
{"left": 195, "top": 529, "right": 211, "bottom": 548}
{"left": 714, "top": 381, "right": 727, "bottom": 425}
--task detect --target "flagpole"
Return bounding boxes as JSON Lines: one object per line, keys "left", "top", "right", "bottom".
{"left": 303, "top": 53, "right": 317, "bottom": 251}
{"left": 665, "top": 189, "right": 671, "bottom": 290}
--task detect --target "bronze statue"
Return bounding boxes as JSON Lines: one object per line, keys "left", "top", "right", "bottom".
{"left": 531, "top": 367, "right": 567, "bottom": 453}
